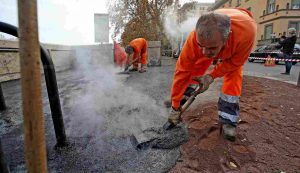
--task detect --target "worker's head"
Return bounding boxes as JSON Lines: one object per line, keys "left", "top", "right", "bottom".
{"left": 287, "top": 28, "right": 296, "bottom": 37}
{"left": 125, "top": 45, "right": 134, "bottom": 55}
{"left": 195, "top": 12, "right": 231, "bottom": 58}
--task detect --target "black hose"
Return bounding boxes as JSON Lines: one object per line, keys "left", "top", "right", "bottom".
{"left": 0, "top": 21, "right": 67, "bottom": 148}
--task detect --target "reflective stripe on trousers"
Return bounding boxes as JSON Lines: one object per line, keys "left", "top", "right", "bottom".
{"left": 218, "top": 92, "right": 240, "bottom": 126}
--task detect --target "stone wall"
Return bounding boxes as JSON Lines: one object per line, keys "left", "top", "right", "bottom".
{"left": 0, "top": 40, "right": 161, "bottom": 82}
{"left": 0, "top": 40, "right": 113, "bottom": 82}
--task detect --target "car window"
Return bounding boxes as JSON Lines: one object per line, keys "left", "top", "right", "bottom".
{"left": 255, "top": 46, "right": 266, "bottom": 52}
{"left": 265, "top": 45, "right": 274, "bottom": 50}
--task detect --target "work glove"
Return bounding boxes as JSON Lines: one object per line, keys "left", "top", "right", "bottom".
{"left": 168, "top": 107, "right": 182, "bottom": 125}
{"left": 192, "top": 74, "right": 214, "bottom": 93}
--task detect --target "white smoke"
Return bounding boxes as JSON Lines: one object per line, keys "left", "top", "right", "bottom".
{"left": 163, "top": 7, "right": 200, "bottom": 49}
{"left": 65, "top": 46, "right": 166, "bottom": 138}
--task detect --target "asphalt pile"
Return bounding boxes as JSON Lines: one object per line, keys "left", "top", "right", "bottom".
{"left": 131, "top": 123, "right": 189, "bottom": 150}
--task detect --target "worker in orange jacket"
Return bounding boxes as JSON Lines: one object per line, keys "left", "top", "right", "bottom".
{"left": 125, "top": 38, "right": 148, "bottom": 73}
{"left": 168, "top": 8, "right": 257, "bottom": 141}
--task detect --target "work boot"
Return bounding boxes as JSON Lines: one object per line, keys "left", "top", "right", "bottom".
{"left": 139, "top": 69, "right": 146, "bottom": 73}
{"left": 139, "top": 64, "right": 147, "bottom": 73}
{"left": 129, "top": 68, "right": 138, "bottom": 72}
{"left": 221, "top": 124, "right": 236, "bottom": 141}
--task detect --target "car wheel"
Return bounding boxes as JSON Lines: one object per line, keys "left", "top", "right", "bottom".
{"left": 248, "top": 58, "right": 254, "bottom": 62}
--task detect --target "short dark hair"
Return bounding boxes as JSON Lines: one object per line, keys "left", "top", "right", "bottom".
{"left": 196, "top": 12, "right": 231, "bottom": 41}
{"left": 125, "top": 46, "right": 134, "bottom": 54}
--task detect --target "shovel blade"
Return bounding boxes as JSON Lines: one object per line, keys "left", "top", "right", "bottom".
{"left": 117, "top": 71, "right": 130, "bottom": 75}
{"left": 162, "top": 121, "right": 176, "bottom": 130}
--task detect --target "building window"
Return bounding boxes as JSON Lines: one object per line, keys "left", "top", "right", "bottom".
{"left": 291, "top": 0, "right": 300, "bottom": 9}
{"left": 237, "top": 0, "right": 241, "bottom": 6}
{"left": 276, "top": 5, "right": 279, "bottom": 11}
{"left": 267, "top": 0, "right": 276, "bottom": 13}
{"left": 289, "top": 21, "right": 300, "bottom": 36}
{"left": 287, "top": 3, "right": 290, "bottom": 9}
{"left": 229, "top": 0, "right": 232, "bottom": 7}
{"left": 263, "top": 10, "right": 266, "bottom": 15}
{"left": 264, "top": 24, "right": 273, "bottom": 39}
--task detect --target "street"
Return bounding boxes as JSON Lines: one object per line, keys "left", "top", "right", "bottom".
{"left": 244, "top": 61, "right": 300, "bottom": 84}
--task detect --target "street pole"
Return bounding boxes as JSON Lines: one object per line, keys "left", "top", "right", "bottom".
{"left": 0, "top": 138, "right": 9, "bottom": 173}
{"left": 0, "top": 84, "right": 6, "bottom": 110}
{"left": 18, "top": 1, "right": 48, "bottom": 172}
{"left": 297, "top": 71, "right": 300, "bottom": 87}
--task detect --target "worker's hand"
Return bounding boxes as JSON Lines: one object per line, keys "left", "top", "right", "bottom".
{"left": 192, "top": 74, "right": 214, "bottom": 93}
{"left": 168, "top": 107, "right": 181, "bottom": 125}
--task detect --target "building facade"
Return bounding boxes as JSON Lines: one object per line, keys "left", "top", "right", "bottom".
{"left": 210, "top": 0, "right": 300, "bottom": 47}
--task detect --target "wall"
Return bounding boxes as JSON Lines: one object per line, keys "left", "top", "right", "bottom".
{"left": 0, "top": 40, "right": 113, "bottom": 82}
{"left": 0, "top": 40, "right": 161, "bottom": 82}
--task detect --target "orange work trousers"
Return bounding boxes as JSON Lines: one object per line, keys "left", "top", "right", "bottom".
{"left": 221, "top": 66, "right": 243, "bottom": 96}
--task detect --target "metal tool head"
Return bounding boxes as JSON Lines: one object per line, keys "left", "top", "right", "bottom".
{"left": 162, "top": 121, "right": 176, "bottom": 130}
{"left": 117, "top": 71, "right": 130, "bottom": 75}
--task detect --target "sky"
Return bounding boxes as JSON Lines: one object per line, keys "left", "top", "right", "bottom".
{"left": 0, "top": 0, "right": 215, "bottom": 45}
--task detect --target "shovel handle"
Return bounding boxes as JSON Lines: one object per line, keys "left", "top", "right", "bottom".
{"left": 124, "top": 58, "right": 139, "bottom": 71}
{"left": 164, "top": 85, "right": 202, "bottom": 130}
{"left": 180, "top": 85, "right": 202, "bottom": 113}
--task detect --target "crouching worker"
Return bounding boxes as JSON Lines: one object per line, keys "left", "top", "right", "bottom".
{"left": 125, "top": 38, "right": 148, "bottom": 73}
{"left": 168, "top": 8, "right": 257, "bottom": 141}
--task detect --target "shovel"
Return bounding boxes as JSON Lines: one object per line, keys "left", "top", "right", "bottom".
{"left": 163, "top": 85, "right": 202, "bottom": 130}
{"left": 117, "top": 57, "right": 140, "bottom": 75}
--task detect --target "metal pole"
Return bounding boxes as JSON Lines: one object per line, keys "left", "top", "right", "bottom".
{"left": 0, "top": 84, "right": 6, "bottom": 110}
{"left": 18, "top": 1, "right": 48, "bottom": 172}
{"left": 0, "top": 138, "right": 9, "bottom": 173}
{"left": 297, "top": 71, "right": 300, "bottom": 87}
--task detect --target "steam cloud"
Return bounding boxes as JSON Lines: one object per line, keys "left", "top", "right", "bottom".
{"left": 65, "top": 47, "right": 167, "bottom": 138}
{"left": 163, "top": 7, "right": 200, "bottom": 48}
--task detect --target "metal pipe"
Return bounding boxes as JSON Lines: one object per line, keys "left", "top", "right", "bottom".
{"left": 18, "top": 0, "right": 48, "bottom": 172}
{"left": 0, "top": 138, "right": 9, "bottom": 173}
{"left": 0, "top": 84, "right": 6, "bottom": 111}
{"left": 41, "top": 47, "right": 67, "bottom": 148}
{"left": 0, "top": 22, "right": 67, "bottom": 147}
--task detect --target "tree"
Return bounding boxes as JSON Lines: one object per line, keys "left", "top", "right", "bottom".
{"left": 177, "top": 1, "right": 197, "bottom": 23}
{"left": 109, "top": 0, "right": 178, "bottom": 45}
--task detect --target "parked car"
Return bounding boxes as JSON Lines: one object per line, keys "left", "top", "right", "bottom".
{"left": 248, "top": 43, "right": 300, "bottom": 65}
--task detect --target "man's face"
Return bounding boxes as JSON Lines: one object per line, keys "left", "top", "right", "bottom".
{"left": 196, "top": 29, "right": 226, "bottom": 58}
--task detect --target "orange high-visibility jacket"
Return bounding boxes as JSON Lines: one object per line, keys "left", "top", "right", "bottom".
{"left": 129, "top": 38, "right": 148, "bottom": 65}
{"left": 171, "top": 8, "right": 257, "bottom": 108}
